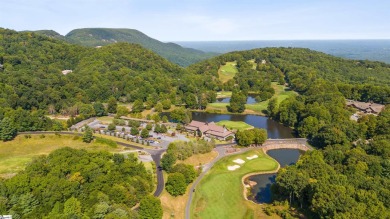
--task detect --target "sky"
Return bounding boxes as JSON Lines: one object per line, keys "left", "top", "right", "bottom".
{"left": 0, "top": 0, "right": 389, "bottom": 41}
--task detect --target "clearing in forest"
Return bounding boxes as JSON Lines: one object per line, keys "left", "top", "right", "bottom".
{"left": 218, "top": 61, "right": 238, "bottom": 83}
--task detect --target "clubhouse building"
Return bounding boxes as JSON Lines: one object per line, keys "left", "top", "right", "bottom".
{"left": 346, "top": 100, "right": 385, "bottom": 115}
{"left": 184, "top": 120, "right": 235, "bottom": 141}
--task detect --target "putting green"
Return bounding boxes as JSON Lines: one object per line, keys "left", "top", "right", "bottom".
{"left": 216, "top": 120, "right": 253, "bottom": 131}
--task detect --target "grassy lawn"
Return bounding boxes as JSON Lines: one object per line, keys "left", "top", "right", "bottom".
{"left": 244, "top": 83, "right": 297, "bottom": 115}
{"left": 191, "top": 149, "right": 279, "bottom": 219}
{"left": 207, "top": 83, "right": 296, "bottom": 116}
{"left": 176, "top": 151, "right": 218, "bottom": 166}
{"left": 97, "top": 116, "right": 115, "bottom": 124}
{"left": 216, "top": 120, "right": 254, "bottom": 131}
{"left": 0, "top": 134, "right": 126, "bottom": 177}
{"left": 216, "top": 91, "right": 232, "bottom": 98}
{"left": 160, "top": 151, "right": 218, "bottom": 219}
{"left": 248, "top": 59, "right": 257, "bottom": 69}
{"left": 93, "top": 133, "right": 156, "bottom": 149}
{"left": 218, "top": 61, "right": 238, "bottom": 83}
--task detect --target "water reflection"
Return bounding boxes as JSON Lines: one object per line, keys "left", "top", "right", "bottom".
{"left": 248, "top": 149, "right": 303, "bottom": 203}
{"left": 191, "top": 112, "right": 293, "bottom": 139}
{"left": 216, "top": 94, "right": 257, "bottom": 104}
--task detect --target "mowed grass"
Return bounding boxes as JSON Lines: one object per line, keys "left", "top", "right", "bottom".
{"left": 218, "top": 61, "right": 238, "bottom": 83}
{"left": 97, "top": 116, "right": 115, "bottom": 124}
{"left": 207, "top": 83, "right": 296, "bottom": 115}
{"left": 160, "top": 151, "right": 218, "bottom": 219}
{"left": 216, "top": 91, "right": 232, "bottom": 98}
{"left": 0, "top": 134, "right": 126, "bottom": 176}
{"left": 216, "top": 120, "right": 254, "bottom": 131}
{"left": 191, "top": 149, "right": 279, "bottom": 219}
{"left": 245, "top": 83, "right": 297, "bottom": 115}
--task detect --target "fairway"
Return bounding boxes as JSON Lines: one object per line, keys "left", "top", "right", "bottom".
{"left": 245, "top": 83, "right": 297, "bottom": 115}
{"left": 207, "top": 83, "right": 296, "bottom": 115}
{"left": 160, "top": 151, "right": 218, "bottom": 219}
{"left": 216, "top": 120, "right": 254, "bottom": 131}
{"left": 218, "top": 61, "right": 238, "bottom": 83}
{"left": 0, "top": 134, "right": 126, "bottom": 177}
{"left": 191, "top": 149, "right": 279, "bottom": 219}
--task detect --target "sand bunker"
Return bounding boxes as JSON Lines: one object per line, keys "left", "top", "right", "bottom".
{"left": 233, "top": 159, "right": 245, "bottom": 164}
{"left": 227, "top": 165, "right": 241, "bottom": 171}
{"left": 246, "top": 155, "right": 258, "bottom": 160}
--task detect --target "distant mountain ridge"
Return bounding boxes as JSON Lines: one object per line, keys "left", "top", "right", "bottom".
{"left": 31, "top": 28, "right": 217, "bottom": 66}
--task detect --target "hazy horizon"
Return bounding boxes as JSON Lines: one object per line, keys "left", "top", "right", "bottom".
{"left": 1, "top": 0, "right": 389, "bottom": 41}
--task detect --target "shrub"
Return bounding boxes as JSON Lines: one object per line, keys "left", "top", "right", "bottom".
{"left": 165, "top": 173, "right": 187, "bottom": 196}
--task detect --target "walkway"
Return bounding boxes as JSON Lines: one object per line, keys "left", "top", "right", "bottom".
{"left": 262, "top": 138, "right": 311, "bottom": 152}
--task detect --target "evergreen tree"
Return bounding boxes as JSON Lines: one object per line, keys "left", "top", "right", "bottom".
{"left": 132, "top": 99, "right": 144, "bottom": 113}
{"left": 82, "top": 126, "right": 94, "bottom": 143}
{"left": 130, "top": 127, "right": 139, "bottom": 135}
{"left": 0, "top": 117, "right": 17, "bottom": 141}
{"left": 140, "top": 128, "right": 149, "bottom": 138}
{"left": 228, "top": 90, "right": 246, "bottom": 113}
{"left": 107, "top": 97, "right": 118, "bottom": 114}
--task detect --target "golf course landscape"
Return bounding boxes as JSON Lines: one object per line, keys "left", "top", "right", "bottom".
{"left": 191, "top": 149, "right": 279, "bottom": 219}
{"left": 218, "top": 61, "right": 238, "bottom": 83}
{"left": 207, "top": 82, "right": 296, "bottom": 115}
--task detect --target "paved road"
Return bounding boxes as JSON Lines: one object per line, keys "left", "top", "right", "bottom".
{"left": 19, "top": 131, "right": 166, "bottom": 197}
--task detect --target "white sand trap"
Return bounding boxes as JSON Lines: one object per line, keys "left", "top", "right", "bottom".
{"left": 227, "top": 165, "right": 241, "bottom": 171}
{"left": 246, "top": 155, "right": 258, "bottom": 160}
{"left": 233, "top": 159, "right": 245, "bottom": 164}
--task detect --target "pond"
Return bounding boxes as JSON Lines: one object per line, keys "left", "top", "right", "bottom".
{"left": 247, "top": 149, "right": 304, "bottom": 203}
{"left": 191, "top": 112, "right": 293, "bottom": 139}
{"left": 216, "top": 94, "right": 257, "bottom": 104}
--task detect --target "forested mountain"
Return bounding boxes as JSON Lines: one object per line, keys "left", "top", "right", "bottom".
{"left": 30, "top": 30, "right": 66, "bottom": 41}
{"left": 1, "top": 26, "right": 390, "bottom": 218}
{"left": 0, "top": 28, "right": 192, "bottom": 112}
{"left": 34, "top": 28, "right": 216, "bottom": 66}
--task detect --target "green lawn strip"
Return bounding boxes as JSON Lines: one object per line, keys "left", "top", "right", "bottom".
{"left": 216, "top": 120, "right": 253, "bottom": 131}
{"left": 93, "top": 133, "right": 156, "bottom": 149}
{"left": 216, "top": 91, "right": 232, "bottom": 98}
{"left": 247, "top": 59, "right": 257, "bottom": 69}
{"left": 218, "top": 61, "right": 238, "bottom": 83}
{"left": 97, "top": 116, "right": 115, "bottom": 124}
{"left": 191, "top": 149, "right": 278, "bottom": 219}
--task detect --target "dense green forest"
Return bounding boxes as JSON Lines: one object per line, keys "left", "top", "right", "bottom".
{"left": 188, "top": 47, "right": 390, "bottom": 104}
{"left": 1, "top": 27, "right": 390, "bottom": 218}
{"left": 33, "top": 28, "right": 216, "bottom": 66}
{"left": 187, "top": 48, "right": 390, "bottom": 217}
{"left": 0, "top": 147, "right": 159, "bottom": 218}
{"left": 0, "top": 28, "right": 218, "bottom": 114}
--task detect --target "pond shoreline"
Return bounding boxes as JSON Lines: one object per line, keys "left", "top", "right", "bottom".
{"left": 242, "top": 147, "right": 310, "bottom": 204}
{"left": 241, "top": 148, "right": 281, "bottom": 204}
